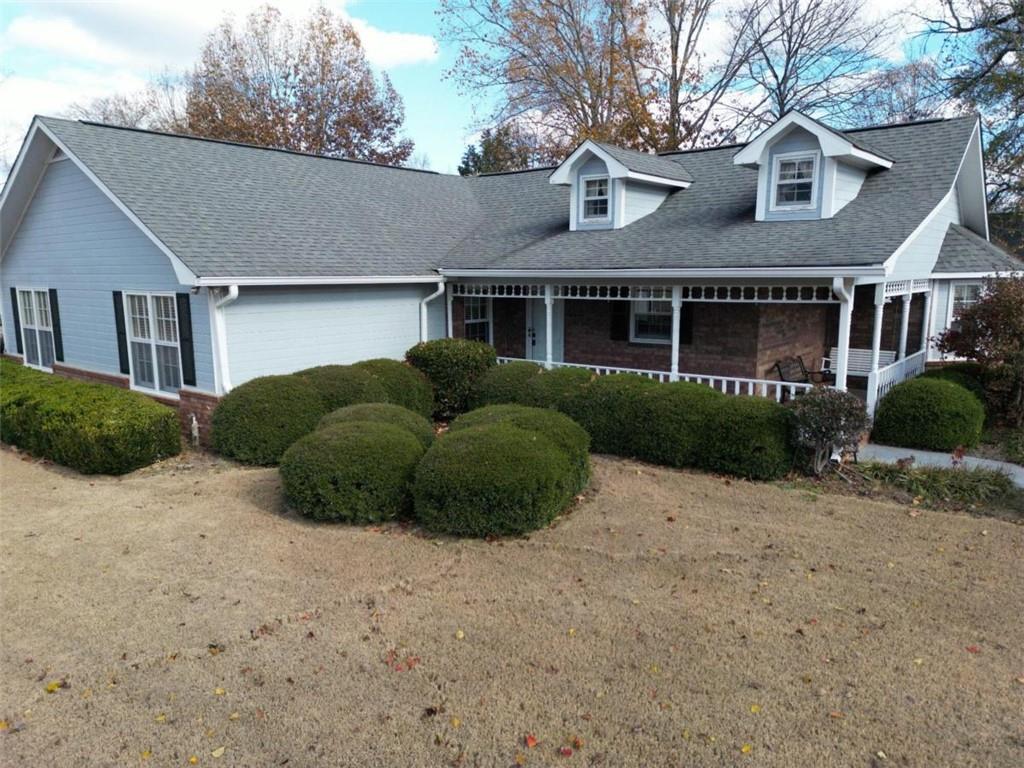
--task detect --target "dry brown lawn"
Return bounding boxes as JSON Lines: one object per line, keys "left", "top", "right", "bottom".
{"left": 1, "top": 447, "right": 1022, "bottom": 768}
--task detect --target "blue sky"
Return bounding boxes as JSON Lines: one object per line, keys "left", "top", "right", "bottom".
{"left": 0, "top": 0, "right": 488, "bottom": 173}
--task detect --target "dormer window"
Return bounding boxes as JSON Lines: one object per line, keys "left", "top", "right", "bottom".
{"left": 771, "top": 151, "right": 818, "bottom": 210}
{"left": 581, "top": 176, "right": 610, "bottom": 220}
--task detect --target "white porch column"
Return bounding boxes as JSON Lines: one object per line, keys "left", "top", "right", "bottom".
{"left": 833, "top": 278, "right": 854, "bottom": 392}
{"left": 897, "top": 293, "right": 911, "bottom": 360}
{"left": 920, "top": 286, "right": 933, "bottom": 355}
{"left": 866, "top": 283, "right": 886, "bottom": 415}
{"left": 543, "top": 284, "right": 553, "bottom": 370}
{"left": 670, "top": 286, "right": 681, "bottom": 382}
{"left": 445, "top": 284, "right": 454, "bottom": 338}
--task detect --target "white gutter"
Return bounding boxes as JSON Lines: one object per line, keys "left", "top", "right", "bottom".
{"left": 420, "top": 280, "right": 445, "bottom": 341}
{"left": 194, "top": 275, "right": 442, "bottom": 287}
{"left": 211, "top": 285, "right": 239, "bottom": 394}
{"left": 439, "top": 265, "right": 887, "bottom": 279}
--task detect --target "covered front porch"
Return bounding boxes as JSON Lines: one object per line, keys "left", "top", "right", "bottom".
{"left": 445, "top": 278, "right": 934, "bottom": 414}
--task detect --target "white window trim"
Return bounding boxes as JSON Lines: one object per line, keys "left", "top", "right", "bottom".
{"left": 580, "top": 174, "right": 612, "bottom": 222}
{"left": 629, "top": 299, "right": 672, "bottom": 345}
{"left": 464, "top": 296, "right": 493, "bottom": 345}
{"left": 769, "top": 150, "right": 820, "bottom": 212}
{"left": 17, "top": 286, "right": 54, "bottom": 372}
{"left": 122, "top": 291, "right": 184, "bottom": 400}
{"left": 941, "top": 280, "right": 984, "bottom": 361}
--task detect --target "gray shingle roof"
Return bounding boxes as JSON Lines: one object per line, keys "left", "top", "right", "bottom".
{"left": 444, "top": 116, "right": 978, "bottom": 271}
{"left": 934, "top": 223, "right": 1024, "bottom": 274}
{"left": 588, "top": 141, "right": 693, "bottom": 183}
{"left": 34, "top": 114, "right": 980, "bottom": 278}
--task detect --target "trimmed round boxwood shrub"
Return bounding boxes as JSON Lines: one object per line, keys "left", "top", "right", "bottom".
{"left": 295, "top": 364, "right": 388, "bottom": 411}
{"left": 523, "top": 366, "right": 593, "bottom": 411}
{"left": 280, "top": 421, "right": 424, "bottom": 523}
{"left": 470, "top": 361, "right": 544, "bottom": 408}
{"left": 0, "top": 360, "right": 180, "bottom": 475}
{"left": 450, "top": 404, "right": 590, "bottom": 494}
{"left": 562, "top": 373, "right": 659, "bottom": 455}
{"left": 211, "top": 374, "right": 326, "bottom": 465}
{"left": 413, "top": 423, "right": 575, "bottom": 537}
{"left": 353, "top": 358, "right": 433, "bottom": 418}
{"left": 405, "top": 338, "right": 497, "bottom": 419}
{"left": 629, "top": 382, "right": 726, "bottom": 468}
{"left": 319, "top": 403, "right": 435, "bottom": 448}
{"left": 699, "top": 397, "right": 794, "bottom": 480}
{"left": 872, "top": 378, "right": 985, "bottom": 451}
{"left": 921, "top": 366, "right": 987, "bottom": 404}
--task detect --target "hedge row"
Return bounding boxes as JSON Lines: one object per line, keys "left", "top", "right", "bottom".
{"left": 469, "top": 363, "right": 794, "bottom": 481}
{"left": 0, "top": 360, "right": 180, "bottom": 474}
{"left": 211, "top": 359, "right": 433, "bottom": 465}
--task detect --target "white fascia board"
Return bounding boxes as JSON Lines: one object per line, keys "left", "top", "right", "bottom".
{"left": 549, "top": 141, "right": 628, "bottom": 185}
{"left": 624, "top": 171, "right": 690, "bottom": 188}
{"left": 849, "top": 146, "right": 893, "bottom": 169}
{"left": 932, "top": 270, "right": 1022, "bottom": 278}
{"left": 33, "top": 121, "right": 199, "bottom": 286}
{"left": 195, "top": 274, "right": 443, "bottom": 287}
{"left": 439, "top": 265, "right": 886, "bottom": 278}
{"left": 0, "top": 120, "right": 40, "bottom": 215}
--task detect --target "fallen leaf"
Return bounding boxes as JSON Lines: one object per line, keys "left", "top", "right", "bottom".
{"left": 154, "top": 714, "right": 166, "bottom": 723}
{"left": 567, "top": 628, "right": 576, "bottom": 637}
{"left": 454, "top": 629, "right": 465, "bottom": 641}
{"left": 514, "top": 753, "right": 526, "bottom": 766}
{"left": 876, "top": 750, "right": 888, "bottom": 760}
{"left": 44, "top": 680, "right": 66, "bottom": 694}
{"left": 189, "top": 757, "right": 198, "bottom": 765}
{"left": 211, "top": 746, "right": 225, "bottom": 758}
{"left": 213, "top": 687, "right": 226, "bottom": 696}
{"left": 525, "top": 734, "right": 538, "bottom": 749}
{"left": 965, "top": 645, "right": 981, "bottom": 654}
{"left": 913, "top": 658, "right": 924, "bottom": 666}
{"left": 558, "top": 746, "right": 573, "bottom": 757}
{"left": 450, "top": 717, "right": 461, "bottom": 729}
{"left": 1016, "top": 677, "right": 1024, "bottom": 685}
{"left": 572, "top": 735, "right": 583, "bottom": 749}
{"left": 741, "top": 744, "right": 753, "bottom": 754}
{"left": 829, "top": 711, "right": 844, "bottom": 719}
{"left": 141, "top": 750, "right": 152, "bottom": 760}
{"left": 750, "top": 704, "right": 761, "bottom": 714}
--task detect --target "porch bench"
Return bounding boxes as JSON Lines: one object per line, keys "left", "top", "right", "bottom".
{"left": 772, "top": 355, "right": 829, "bottom": 385}
{"left": 823, "top": 348, "right": 896, "bottom": 377}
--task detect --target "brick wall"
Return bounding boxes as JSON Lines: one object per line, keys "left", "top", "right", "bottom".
{"left": 829, "top": 287, "right": 927, "bottom": 355}
{"left": 563, "top": 300, "right": 672, "bottom": 370}
{"left": 451, "top": 296, "right": 465, "bottom": 339}
{"left": 492, "top": 299, "right": 526, "bottom": 358}
{"left": 178, "top": 388, "right": 221, "bottom": 449}
{"left": 53, "top": 362, "right": 130, "bottom": 389}
{"left": 755, "top": 304, "right": 831, "bottom": 379}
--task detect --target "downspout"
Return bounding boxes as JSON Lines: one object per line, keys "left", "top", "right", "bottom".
{"left": 420, "top": 280, "right": 445, "bottom": 342}
{"left": 213, "top": 285, "right": 239, "bottom": 393}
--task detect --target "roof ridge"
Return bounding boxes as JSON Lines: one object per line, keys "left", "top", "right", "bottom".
{"left": 43, "top": 116, "right": 442, "bottom": 175}
{"left": 472, "top": 166, "right": 559, "bottom": 177}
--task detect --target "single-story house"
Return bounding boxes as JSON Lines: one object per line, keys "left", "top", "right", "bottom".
{"left": 1, "top": 112, "right": 1020, "bottom": 441}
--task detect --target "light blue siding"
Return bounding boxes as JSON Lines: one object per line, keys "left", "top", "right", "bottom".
{"left": 623, "top": 181, "right": 669, "bottom": 225}
{"left": 764, "top": 128, "right": 824, "bottom": 221}
{"left": 833, "top": 161, "right": 867, "bottom": 213}
{"left": 888, "top": 194, "right": 961, "bottom": 280}
{"left": 223, "top": 284, "right": 438, "bottom": 386}
{"left": 0, "top": 158, "right": 215, "bottom": 392}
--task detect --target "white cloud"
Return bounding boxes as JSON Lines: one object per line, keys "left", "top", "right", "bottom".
{"left": 3, "top": 16, "right": 136, "bottom": 66}
{"left": 349, "top": 18, "right": 438, "bottom": 68}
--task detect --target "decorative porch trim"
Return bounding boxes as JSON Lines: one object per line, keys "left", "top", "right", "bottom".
{"left": 883, "top": 278, "right": 930, "bottom": 298}
{"left": 451, "top": 283, "right": 837, "bottom": 303}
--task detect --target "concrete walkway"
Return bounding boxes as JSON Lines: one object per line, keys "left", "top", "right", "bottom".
{"left": 861, "top": 443, "right": 1024, "bottom": 487}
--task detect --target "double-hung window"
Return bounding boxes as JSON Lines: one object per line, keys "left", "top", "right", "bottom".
{"left": 464, "top": 297, "right": 491, "bottom": 344}
{"left": 950, "top": 282, "right": 982, "bottom": 332}
{"left": 125, "top": 293, "right": 182, "bottom": 394}
{"left": 581, "top": 176, "right": 610, "bottom": 220}
{"left": 630, "top": 300, "right": 673, "bottom": 344}
{"left": 18, "top": 289, "right": 56, "bottom": 370}
{"left": 771, "top": 152, "right": 818, "bottom": 210}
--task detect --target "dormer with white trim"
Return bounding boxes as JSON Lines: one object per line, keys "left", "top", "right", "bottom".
{"left": 549, "top": 140, "right": 692, "bottom": 231}
{"left": 733, "top": 111, "right": 893, "bottom": 222}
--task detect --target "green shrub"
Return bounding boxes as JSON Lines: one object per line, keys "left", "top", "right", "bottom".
{"left": 405, "top": 338, "right": 497, "bottom": 419}
{"left": 859, "top": 461, "right": 1017, "bottom": 508}
{"left": 787, "top": 388, "right": 870, "bottom": 475}
{"left": 922, "top": 366, "right": 987, "bottom": 404}
{"left": 280, "top": 422, "right": 424, "bottom": 523}
{"left": 470, "top": 361, "right": 543, "bottom": 409}
{"left": 352, "top": 358, "right": 433, "bottom": 418}
{"left": 450, "top": 404, "right": 590, "bottom": 494}
{"left": 319, "top": 403, "right": 435, "bottom": 448}
{"left": 414, "top": 423, "right": 574, "bottom": 537}
{"left": 522, "top": 366, "right": 592, "bottom": 410}
{"left": 700, "top": 397, "right": 794, "bottom": 480}
{"left": 0, "top": 360, "right": 179, "bottom": 474}
{"left": 629, "top": 382, "right": 726, "bottom": 468}
{"left": 211, "top": 375, "right": 326, "bottom": 465}
{"left": 295, "top": 364, "right": 387, "bottom": 411}
{"left": 873, "top": 378, "right": 985, "bottom": 451}
{"left": 561, "top": 373, "right": 659, "bottom": 455}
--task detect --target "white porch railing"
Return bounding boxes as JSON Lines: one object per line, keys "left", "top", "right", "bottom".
{"left": 497, "top": 357, "right": 814, "bottom": 402}
{"left": 867, "top": 350, "right": 928, "bottom": 414}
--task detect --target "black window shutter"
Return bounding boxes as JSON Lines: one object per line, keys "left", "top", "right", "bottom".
{"left": 48, "top": 289, "right": 64, "bottom": 361}
{"left": 609, "top": 301, "right": 630, "bottom": 341}
{"left": 176, "top": 292, "right": 196, "bottom": 387}
{"left": 680, "top": 304, "right": 694, "bottom": 346}
{"left": 112, "top": 292, "right": 130, "bottom": 374}
{"left": 9, "top": 287, "right": 23, "bottom": 354}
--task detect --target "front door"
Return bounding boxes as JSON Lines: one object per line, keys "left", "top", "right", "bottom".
{"left": 526, "top": 299, "right": 564, "bottom": 363}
